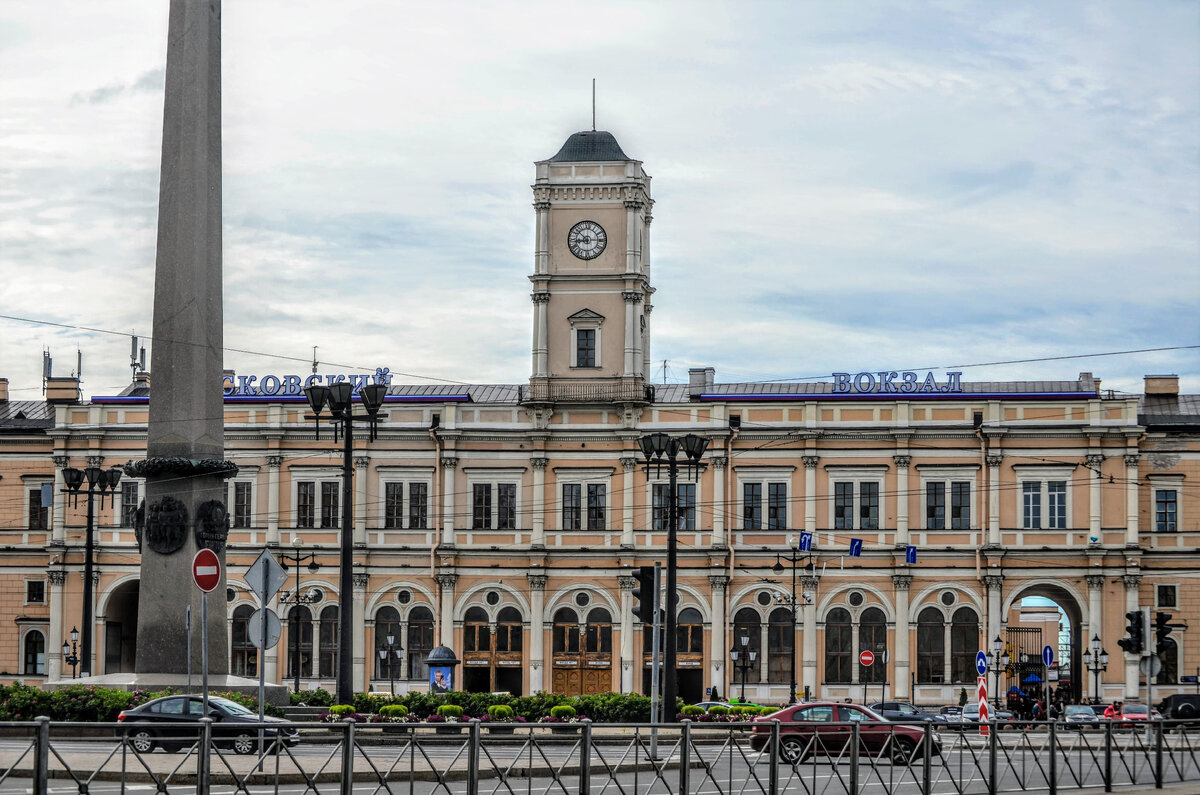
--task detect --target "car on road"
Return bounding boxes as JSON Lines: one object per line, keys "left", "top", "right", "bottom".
{"left": 693, "top": 701, "right": 731, "bottom": 711}
{"left": 938, "top": 706, "right": 963, "bottom": 724}
{"left": 117, "top": 695, "right": 300, "bottom": 755}
{"left": 1064, "top": 704, "right": 1100, "bottom": 730}
{"left": 1119, "top": 703, "right": 1153, "bottom": 726}
{"left": 1158, "top": 694, "right": 1200, "bottom": 720}
{"left": 868, "top": 701, "right": 946, "bottom": 723}
{"left": 749, "top": 702, "right": 941, "bottom": 765}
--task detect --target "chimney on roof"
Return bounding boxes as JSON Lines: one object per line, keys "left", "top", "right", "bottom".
{"left": 0, "top": 378, "right": 8, "bottom": 403}
{"left": 45, "top": 376, "right": 80, "bottom": 403}
{"left": 688, "top": 367, "right": 715, "bottom": 399}
{"left": 1144, "top": 374, "right": 1179, "bottom": 397}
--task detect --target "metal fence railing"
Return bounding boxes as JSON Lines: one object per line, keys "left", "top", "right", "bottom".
{"left": 1, "top": 716, "right": 1197, "bottom": 794}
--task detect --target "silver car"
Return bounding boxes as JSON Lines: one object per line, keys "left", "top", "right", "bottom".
{"left": 1064, "top": 704, "right": 1099, "bottom": 730}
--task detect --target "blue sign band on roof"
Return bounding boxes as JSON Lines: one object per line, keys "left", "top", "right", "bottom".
{"left": 93, "top": 394, "right": 473, "bottom": 404}
{"left": 698, "top": 391, "right": 1085, "bottom": 401}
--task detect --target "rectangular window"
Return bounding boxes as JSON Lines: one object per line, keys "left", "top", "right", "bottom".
{"left": 767, "top": 483, "right": 787, "bottom": 530}
{"left": 472, "top": 484, "right": 492, "bottom": 530}
{"left": 859, "top": 482, "right": 879, "bottom": 530}
{"left": 320, "top": 482, "right": 339, "bottom": 528}
{"left": 1157, "top": 584, "right": 1178, "bottom": 609}
{"left": 743, "top": 483, "right": 762, "bottom": 530}
{"left": 926, "top": 483, "right": 945, "bottom": 530}
{"left": 950, "top": 482, "right": 970, "bottom": 529}
{"left": 652, "top": 484, "right": 669, "bottom": 531}
{"left": 28, "top": 487, "right": 49, "bottom": 531}
{"left": 121, "top": 482, "right": 140, "bottom": 528}
{"left": 834, "top": 482, "right": 854, "bottom": 529}
{"left": 384, "top": 482, "right": 404, "bottom": 529}
{"left": 576, "top": 329, "right": 596, "bottom": 367}
{"left": 1047, "top": 481, "right": 1067, "bottom": 529}
{"left": 1022, "top": 482, "right": 1041, "bottom": 529}
{"left": 587, "top": 483, "right": 606, "bottom": 531}
{"left": 562, "top": 484, "right": 582, "bottom": 531}
{"left": 297, "top": 482, "right": 315, "bottom": 528}
{"left": 26, "top": 580, "right": 45, "bottom": 604}
{"left": 677, "top": 483, "right": 696, "bottom": 531}
{"left": 232, "top": 482, "right": 252, "bottom": 528}
{"left": 497, "top": 483, "right": 517, "bottom": 530}
{"left": 409, "top": 483, "right": 428, "bottom": 529}
{"left": 1156, "top": 490, "right": 1177, "bottom": 533}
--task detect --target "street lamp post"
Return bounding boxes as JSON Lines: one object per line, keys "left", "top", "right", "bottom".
{"left": 61, "top": 465, "right": 122, "bottom": 678}
{"left": 280, "top": 536, "right": 321, "bottom": 695}
{"left": 378, "top": 634, "right": 403, "bottom": 697}
{"left": 730, "top": 635, "right": 757, "bottom": 702}
{"left": 773, "top": 537, "right": 815, "bottom": 705}
{"left": 1083, "top": 634, "right": 1109, "bottom": 705}
{"left": 303, "top": 379, "right": 389, "bottom": 706}
{"left": 986, "top": 635, "right": 1010, "bottom": 710}
{"left": 638, "top": 432, "right": 708, "bottom": 721}
{"left": 61, "top": 627, "right": 79, "bottom": 679}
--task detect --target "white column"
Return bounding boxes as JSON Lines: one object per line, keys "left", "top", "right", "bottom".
{"left": 532, "top": 293, "right": 550, "bottom": 378}
{"left": 618, "top": 575, "right": 635, "bottom": 693}
{"left": 1087, "top": 453, "right": 1103, "bottom": 539}
{"left": 266, "top": 455, "right": 281, "bottom": 546}
{"left": 985, "top": 575, "right": 1004, "bottom": 652}
{"left": 894, "top": 455, "right": 911, "bottom": 546}
{"left": 1086, "top": 575, "right": 1105, "bottom": 702}
{"left": 620, "top": 458, "right": 636, "bottom": 548}
{"left": 441, "top": 457, "right": 457, "bottom": 546}
{"left": 528, "top": 574, "right": 547, "bottom": 693}
{"left": 893, "top": 575, "right": 911, "bottom": 700}
{"left": 802, "top": 577, "right": 819, "bottom": 699}
{"left": 353, "top": 572, "right": 368, "bottom": 693}
{"left": 1125, "top": 455, "right": 1139, "bottom": 543}
{"left": 534, "top": 201, "right": 550, "bottom": 275}
{"left": 623, "top": 292, "right": 636, "bottom": 376}
{"left": 531, "top": 458, "right": 547, "bottom": 547}
{"left": 710, "top": 575, "right": 728, "bottom": 698}
{"left": 1123, "top": 575, "right": 1141, "bottom": 699}
{"left": 624, "top": 200, "right": 639, "bottom": 273}
{"left": 641, "top": 303, "right": 652, "bottom": 379}
{"left": 851, "top": 623, "right": 861, "bottom": 686}
{"left": 53, "top": 455, "right": 68, "bottom": 544}
{"left": 48, "top": 570, "right": 65, "bottom": 680}
{"left": 803, "top": 457, "right": 819, "bottom": 533}
{"left": 354, "top": 457, "right": 369, "bottom": 547}
{"left": 987, "top": 454, "right": 1002, "bottom": 545}
{"left": 712, "top": 457, "right": 727, "bottom": 546}
{"left": 437, "top": 573, "right": 457, "bottom": 649}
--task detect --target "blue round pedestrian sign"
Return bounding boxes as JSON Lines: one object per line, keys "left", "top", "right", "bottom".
{"left": 976, "top": 650, "right": 988, "bottom": 676}
{"left": 1042, "top": 645, "right": 1054, "bottom": 667}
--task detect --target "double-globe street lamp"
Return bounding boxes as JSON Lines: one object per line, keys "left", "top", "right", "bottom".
{"left": 61, "top": 627, "right": 79, "bottom": 679}
{"left": 773, "top": 537, "right": 816, "bottom": 705}
{"left": 1083, "top": 635, "right": 1109, "bottom": 705}
{"left": 638, "top": 432, "right": 708, "bottom": 721}
{"left": 280, "top": 536, "right": 321, "bottom": 694}
{"left": 985, "top": 635, "right": 1010, "bottom": 709}
{"left": 61, "top": 465, "right": 123, "bottom": 678}
{"left": 303, "top": 378, "right": 389, "bottom": 705}
{"left": 730, "top": 634, "right": 757, "bottom": 703}
{"left": 378, "top": 634, "right": 403, "bottom": 696}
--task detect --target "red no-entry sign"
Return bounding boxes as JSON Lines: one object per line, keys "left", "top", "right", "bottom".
{"left": 192, "top": 548, "right": 221, "bottom": 592}
{"left": 859, "top": 650, "right": 875, "bottom": 667}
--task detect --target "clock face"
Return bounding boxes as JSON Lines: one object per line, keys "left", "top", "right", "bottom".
{"left": 567, "top": 221, "right": 607, "bottom": 260}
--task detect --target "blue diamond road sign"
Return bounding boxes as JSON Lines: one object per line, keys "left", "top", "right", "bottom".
{"left": 976, "top": 650, "right": 988, "bottom": 677}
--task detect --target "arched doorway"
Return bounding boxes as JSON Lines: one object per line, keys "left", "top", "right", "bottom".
{"left": 463, "top": 605, "right": 524, "bottom": 695}
{"left": 552, "top": 607, "right": 582, "bottom": 694}
{"left": 103, "top": 580, "right": 138, "bottom": 674}
{"left": 676, "top": 607, "right": 704, "bottom": 704}
{"left": 581, "top": 607, "right": 613, "bottom": 694}
{"left": 1005, "top": 584, "right": 1084, "bottom": 705}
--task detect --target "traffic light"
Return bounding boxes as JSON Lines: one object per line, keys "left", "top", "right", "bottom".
{"left": 1155, "top": 612, "right": 1174, "bottom": 656}
{"left": 1118, "top": 610, "right": 1144, "bottom": 654}
{"left": 631, "top": 566, "right": 656, "bottom": 623}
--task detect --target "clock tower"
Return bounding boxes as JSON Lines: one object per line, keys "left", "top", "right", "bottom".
{"left": 528, "top": 130, "right": 653, "bottom": 406}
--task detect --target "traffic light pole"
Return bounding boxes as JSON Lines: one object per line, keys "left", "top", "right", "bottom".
{"left": 650, "top": 562, "right": 661, "bottom": 760}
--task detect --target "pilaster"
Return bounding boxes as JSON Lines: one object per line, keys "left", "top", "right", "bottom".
{"left": 528, "top": 574, "right": 547, "bottom": 692}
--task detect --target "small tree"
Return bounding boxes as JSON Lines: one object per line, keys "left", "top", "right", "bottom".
{"left": 959, "top": 688, "right": 968, "bottom": 706}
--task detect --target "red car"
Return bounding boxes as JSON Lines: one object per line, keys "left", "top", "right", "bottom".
{"left": 750, "top": 702, "right": 941, "bottom": 765}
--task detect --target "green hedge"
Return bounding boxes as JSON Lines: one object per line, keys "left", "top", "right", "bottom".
{"left": 292, "top": 689, "right": 335, "bottom": 707}
{"left": 344, "top": 690, "right": 683, "bottom": 723}
{"left": 0, "top": 683, "right": 281, "bottom": 722}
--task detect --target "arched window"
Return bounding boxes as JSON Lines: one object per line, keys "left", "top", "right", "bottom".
{"left": 553, "top": 607, "right": 579, "bottom": 654}
{"left": 231, "top": 605, "right": 257, "bottom": 677}
{"left": 678, "top": 608, "right": 704, "bottom": 654}
{"left": 407, "top": 606, "right": 434, "bottom": 680}
{"left": 732, "top": 607, "right": 762, "bottom": 684}
{"left": 860, "top": 607, "right": 886, "bottom": 684}
{"left": 585, "top": 607, "right": 612, "bottom": 654}
{"left": 464, "top": 606, "right": 490, "bottom": 653}
{"left": 375, "top": 606, "right": 401, "bottom": 679}
{"left": 318, "top": 605, "right": 339, "bottom": 677}
{"left": 288, "top": 605, "right": 313, "bottom": 679}
{"left": 497, "top": 606, "right": 523, "bottom": 653}
{"left": 23, "top": 630, "right": 45, "bottom": 676}
{"left": 767, "top": 607, "right": 794, "bottom": 684}
{"left": 916, "top": 607, "right": 944, "bottom": 684}
{"left": 825, "top": 608, "right": 852, "bottom": 684}
{"left": 1157, "top": 638, "right": 1178, "bottom": 685}
{"left": 950, "top": 607, "right": 979, "bottom": 684}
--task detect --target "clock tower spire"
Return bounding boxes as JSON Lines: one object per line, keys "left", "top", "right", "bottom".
{"left": 528, "top": 130, "right": 653, "bottom": 405}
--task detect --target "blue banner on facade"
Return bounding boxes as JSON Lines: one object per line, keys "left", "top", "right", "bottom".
{"left": 906, "top": 545, "right": 917, "bottom": 565}
{"left": 849, "top": 538, "right": 863, "bottom": 557}
{"left": 799, "top": 532, "right": 813, "bottom": 552}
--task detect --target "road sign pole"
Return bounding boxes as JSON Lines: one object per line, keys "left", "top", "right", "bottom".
{"left": 186, "top": 606, "right": 192, "bottom": 692}
{"left": 258, "top": 564, "right": 268, "bottom": 765}
{"left": 201, "top": 589, "right": 209, "bottom": 714}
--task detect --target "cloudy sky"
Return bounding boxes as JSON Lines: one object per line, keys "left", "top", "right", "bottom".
{"left": 2, "top": 0, "right": 1197, "bottom": 401}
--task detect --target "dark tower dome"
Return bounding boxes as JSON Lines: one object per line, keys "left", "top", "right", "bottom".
{"left": 547, "top": 130, "right": 631, "bottom": 162}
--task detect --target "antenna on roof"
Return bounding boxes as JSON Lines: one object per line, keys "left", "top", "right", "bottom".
{"left": 592, "top": 78, "right": 596, "bottom": 131}
{"left": 311, "top": 346, "right": 319, "bottom": 375}
{"left": 76, "top": 349, "right": 82, "bottom": 380}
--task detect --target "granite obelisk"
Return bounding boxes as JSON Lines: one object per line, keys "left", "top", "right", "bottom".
{"left": 133, "top": 0, "right": 232, "bottom": 676}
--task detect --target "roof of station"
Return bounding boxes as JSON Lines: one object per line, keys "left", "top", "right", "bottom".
{"left": 546, "top": 131, "right": 631, "bottom": 162}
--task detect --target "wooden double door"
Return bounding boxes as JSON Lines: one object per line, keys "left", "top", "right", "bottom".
{"left": 551, "top": 606, "right": 613, "bottom": 695}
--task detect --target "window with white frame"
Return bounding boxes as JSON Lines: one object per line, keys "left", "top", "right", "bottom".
{"left": 25, "top": 480, "right": 50, "bottom": 531}
{"left": 827, "top": 468, "right": 886, "bottom": 530}
{"left": 737, "top": 468, "right": 794, "bottom": 531}
{"left": 1156, "top": 583, "right": 1178, "bottom": 609}
{"left": 1149, "top": 476, "right": 1182, "bottom": 533}
{"left": 23, "top": 630, "right": 45, "bottom": 676}
{"left": 25, "top": 580, "right": 45, "bottom": 604}
{"left": 567, "top": 309, "right": 604, "bottom": 368}
{"left": 229, "top": 479, "right": 253, "bottom": 528}
{"left": 378, "top": 470, "right": 434, "bottom": 529}
{"left": 1015, "top": 467, "right": 1072, "bottom": 530}
{"left": 558, "top": 469, "right": 611, "bottom": 532}
{"left": 119, "top": 481, "right": 141, "bottom": 528}
{"left": 464, "top": 469, "right": 524, "bottom": 531}
{"left": 651, "top": 482, "right": 698, "bottom": 531}
{"left": 292, "top": 471, "right": 341, "bottom": 529}
{"left": 919, "top": 467, "right": 977, "bottom": 530}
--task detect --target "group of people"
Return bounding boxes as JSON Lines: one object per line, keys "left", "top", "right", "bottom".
{"left": 1007, "top": 693, "right": 1061, "bottom": 721}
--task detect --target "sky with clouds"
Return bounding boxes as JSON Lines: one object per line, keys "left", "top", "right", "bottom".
{"left": 1, "top": 0, "right": 1197, "bottom": 401}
